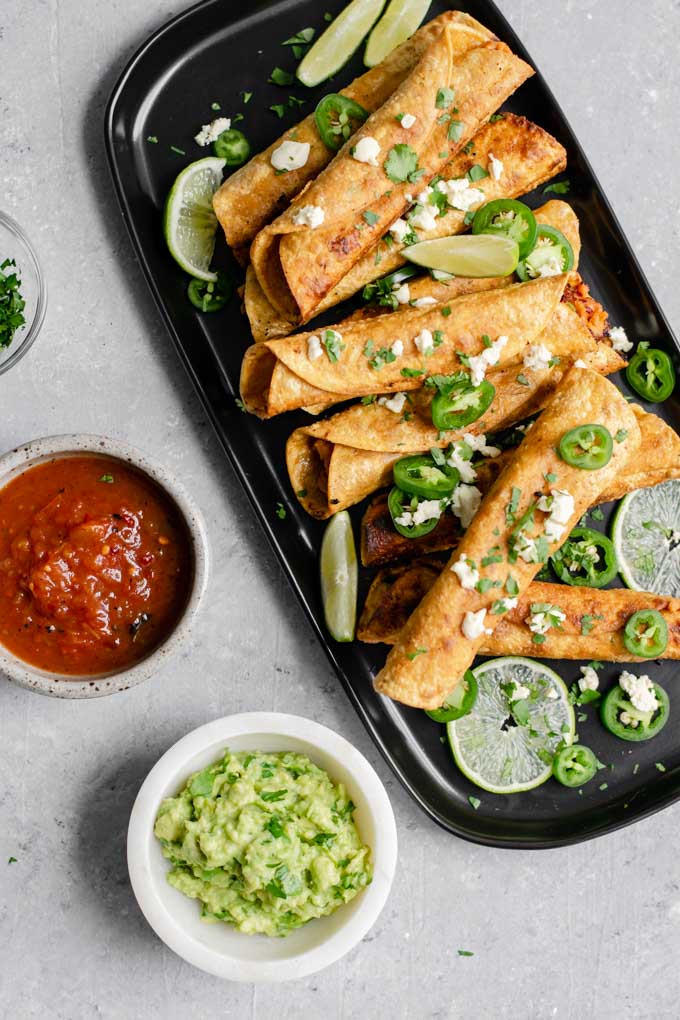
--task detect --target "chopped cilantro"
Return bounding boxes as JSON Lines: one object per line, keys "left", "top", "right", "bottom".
{"left": 505, "top": 575, "right": 519, "bottom": 596}
{"left": 468, "top": 796, "right": 481, "bottom": 810}
{"left": 580, "top": 613, "right": 604, "bottom": 635}
{"left": 489, "top": 113, "right": 505, "bottom": 122}
{"left": 270, "top": 104, "right": 286, "bottom": 118}
{"left": 544, "top": 179, "right": 570, "bottom": 195}
{"left": 242, "top": 91, "right": 253, "bottom": 104}
{"left": 448, "top": 120, "right": 464, "bottom": 143}
{"left": 287, "top": 95, "right": 305, "bottom": 109}
{"left": 211, "top": 101, "right": 221, "bottom": 111}
{"left": 146, "top": 135, "right": 158, "bottom": 143}
{"left": 401, "top": 367, "right": 424, "bottom": 378}
{"left": 170, "top": 146, "right": 186, "bottom": 155}
{"left": 384, "top": 143, "right": 421, "bottom": 183}
{"left": 516, "top": 373, "right": 530, "bottom": 387}
{"left": 269, "top": 66, "right": 295, "bottom": 86}
{"left": 614, "top": 428, "right": 628, "bottom": 443}
{"left": 367, "top": 344, "right": 397, "bottom": 370}
{"left": 98, "top": 474, "right": 114, "bottom": 484}
{"left": 463, "top": 210, "right": 475, "bottom": 226}
{"left": 436, "top": 87, "right": 455, "bottom": 109}
{"left": 8, "top": 856, "right": 17, "bottom": 864}
{"left": 590, "top": 507, "right": 605, "bottom": 521}
{"left": 322, "top": 329, "right": 345, "bottom": 363}
{"left": 655, "top": 762, "right": 667, "bottom": 772}
{"left": 265, "top": 815, "right": 285, "bottom": 838}
{"left": 275, "top": 503, "right": 287, "bottom": 520}
{"left": 441, "top": 305, "right": 452, "bottom": 317}
{"left": 406, "top": 647, "right": 428, "bottom": 661}
{"left": 296, "top": 488, "right": 307, "bottom": 498}
{"left": 235, "top": 397, "right": 247, "bottom": 412}
{"left": 361, "top": 394, "right": 377, "bottom": 405}
{"left": 458, "top": 949, "right": 475, "bottom": 956}
{"left": 261, "top": 789, "right": 287, "bottom": 802}
{"left": 467, "top": 164, "right": 489, "bottom": 182}
{"left": 363, "top": 210, "right": 379, "bottom": 226}
{"left": 544, "top": 472, "right": 557, "bottom": 483}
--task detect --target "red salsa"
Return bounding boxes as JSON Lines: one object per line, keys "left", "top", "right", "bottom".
{"left": 0, "top": 455, "right": 193, "bottom": 676}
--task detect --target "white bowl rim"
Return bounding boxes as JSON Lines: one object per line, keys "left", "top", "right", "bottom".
{"left": 0, "top": 433, "right": 209, "bottom": 698}
{"left": 127, "top": 712, "right": 398, "bottom": 982}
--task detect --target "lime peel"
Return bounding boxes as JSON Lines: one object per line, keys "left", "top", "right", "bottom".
{"left": 297, "top": 0, "right": 386, "bottom": 88}
{"left": 364, "top": 0, "right": 432, "bottom": 68}
{"left": 163, "top": 156, "right": 225, "bottom": 281}
{"left": 320, "top": 511, "right": 358, "bottom": 642}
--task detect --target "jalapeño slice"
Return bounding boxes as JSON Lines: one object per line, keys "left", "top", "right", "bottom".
{"left": 387, "top": 486, "right": 442, "bottom": 539}
{"left": 187, "top": 272, "right": 232, "bottom": 312}
{"left": 626, "top": 345, "right": 676, "bottom": 403}
{"left": 431, "top": 377, "right": 495, "bottom": 431}
{"left": 471, "top": 199, "right": 538, "bottom": 260}
{"left": 425, "top": 671, "right": 478, "bottom": 722}
{"left": 552, "top": 744, "right": 599, "bottom": 788}
{"left": 516, "top": 225, "right": 574, "bottom": 281}
{"left": 600, "top": 681, "right": 669, "bottom": 742}
{"left": 550, "top": 527, "right": 618, "bottom": 588}
{"left": 393, "top": 454, "right": 459, "bottom": 500}
{"left": 315, "top": 94, "right": 369, "bottom": 151}
{"left": 623, "top": 609, "right": 669, "bottom": 658}
{"left": 558, "top": 424, "right": 613, "bottom": 470}
{"left": 213, "top": 129, "right": 251, "bottom": 167}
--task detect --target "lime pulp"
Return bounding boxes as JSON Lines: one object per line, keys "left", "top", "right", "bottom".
{"left": 320, "top": 511, "right": 358, "bottom": 642}
{"left": 364, "top": 0, "right": 432, "bottom": 67}
{"left": 296, "top": 0, "right": 386, "bottom": 87}
{"left": 163, "top": 156, "right": 226, "bottom": 281}
{"left": 611, "top": 480, "right": 680, "bottom": 596}
{"left": 404, "top": 234, "right": 520, "bottom": 278}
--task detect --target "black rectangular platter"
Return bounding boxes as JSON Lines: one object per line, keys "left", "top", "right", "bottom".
{"left": 105, "top": 0, "right": 680, "bottom": 847}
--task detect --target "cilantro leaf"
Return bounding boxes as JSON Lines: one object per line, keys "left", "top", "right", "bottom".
{"left": 384, "top": 143, "right": 420, "bottom": 183}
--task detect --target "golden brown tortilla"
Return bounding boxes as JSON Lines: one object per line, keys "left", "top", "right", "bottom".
{"left": 213, "top": 12, "right": 496, "bottom": 253}
{"left": 240, "top": 275, "right": 567, "bottom": 417}
{"left": 358, "top": 566, "right": 680, "bottom": 659}
{"left": 250, "top": 34, "right": 533, "bottom": 325}
{"left": 373, "top": 369, "right": 641, "bottom": 709}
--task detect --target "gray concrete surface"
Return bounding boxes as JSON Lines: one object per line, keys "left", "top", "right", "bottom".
{"left": 1, "top": 1, "right": 679, "bottom": 1017}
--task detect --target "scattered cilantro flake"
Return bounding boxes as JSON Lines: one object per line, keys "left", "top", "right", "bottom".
{"left": 458, "top": 949, "right": 475, "bottom": 956}
{"left": 8, "top": 856, "right": 17, "bottom": 864}
{"left": 468, "top": 796, "right": 481, "bottom": 810}
{"left": 296, "top": 488, "right": 307, "bottom": 498}
{"left": 599, "top": 782, "right": 608, "bottom": 791}
{"left": 633, "top": 762, "right": 640, "bottom": 775}
{"left": 322, "top": 329, "right": 345, "bottom": 363}
{"left": 170, "top": 146, "right": 186, "bottom": 155}
{"left": 275, "top": 503, "right": 287, "bottom": 520}
{"left": 98, "top": 474, "right": 114, "bottom": 484}
{"left": 614, "top": 428, "right": 628, "bottom": 443}
{"left": 516, "top": 373, "right": 530, "bottom": 387}
{"left": 448, "top": 120, "right": 464, "bottom": 143}
{"left": 655, "top": 762, "right": 667, "bottom": 772}
{"left": 242, "top": 91, "right": 253, "bottom": 104}
{"left": 235, "top": 397, "right": 247, "bottom": 412}
{"left": 265, "top": 815, "right": 285, "bottom": 838}
{"left": 363, "top": 210, "right": 379, "bottom": 226}
{"left": 590, "top": 507, "right": 605, "bottom": 521}
{"left": 211, "top": 101, "right": 221, "bottom": 111}
{"left": 324, "top": 11, "right": 333, "bottom": 21}
{"left": 463, "top": 210, "right": 475, "bottom": 226}
{"left": 401, "top": 367, "right": 424, "bottom": 378}
{"left": 0, "top": 259, "right": 26, "bottom": 349}
{"left": 288, "top": 95, "right": 305, "bottom": 109}
{"left": 489, "top": 113, "right": 505, "bottom": 122}
{"left": 505, "top": 575, "right": 519, "bottom": 596}
{"left": 270, "top": 104, "right": 287, "bottom": 118}
{"left": 384, "top": 143, "right": 421, "bottom": 184}
{"left": 361, "top": 394, "right": 377, "bottom": 405}
{"left": 580, "top": 613, "right": 603, "bottom": 635}
{"left": 436, "top": 87, "right": 455, "bottom": 109}
{"left": 467, "top": 164, "right": 489, "bottom": 182}
{"left": 406, "top": 647, "right": 428, "bottom": 661}
{"left": 544, "top": 472, "right": 557, "bottom": 483}
{"left": 146, "top": 135, "right": 158, "bottom": 143}
{"left": 441, "top": 306, "right": 452, "bottom": 317}
{"left": 439, "top": 149, "right": 449, "bottom": 159}
{"left": 544, "top": 179, "right": 570, "bottom": 195}
{"left": 269, "top": 66, "right": 295, "bottom": 86}
{"left": 462, "top": 140, "right": 474, "bottom": 155}
{"left": 261, "top": 789, "right": 287, "bottom": 802}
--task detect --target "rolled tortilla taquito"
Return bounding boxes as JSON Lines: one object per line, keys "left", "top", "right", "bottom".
{"left": 214, "top": 12, "right": 495, "bottom": 257}
{"left": 358, "top": 564, "right": 680, "bottom": 660}
{"left": 287, "top": 299, "right": 625, "bottom": 518}
{"left": 373, "top": 368, "right": 641, "bottom": 709}
{"left": 360, "top": 405, "right": 680, "bottom": 566}
{"left": 240, "top": 274, "right": 567, "bottom": 418}
{"left": 245, "top": 121, "right": 567, "bottom": 341}
{"left": 250, "top": 32, "right": 533, "bottom": 324}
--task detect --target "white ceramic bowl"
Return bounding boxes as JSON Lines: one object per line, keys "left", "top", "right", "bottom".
{"left": 127, "top": 713, "right": 398, "bottom": 982}
{"left": 0, "top": 434, "right": 208, "bottom": 698}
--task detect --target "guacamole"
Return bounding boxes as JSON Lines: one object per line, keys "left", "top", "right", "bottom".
{"left": 154, "top": 750, "right": 372, "bottom": 937}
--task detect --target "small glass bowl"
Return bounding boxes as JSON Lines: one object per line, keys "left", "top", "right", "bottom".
{"left": 0, "top": 211, "right": 47, "bottom": 376}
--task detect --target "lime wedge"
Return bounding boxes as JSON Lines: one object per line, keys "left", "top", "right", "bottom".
{"left": 404, "top": 234, "right": 520, "bottom": 278}
{"left": 163, "top": 157, "right": 225, "bottom": 281}
{"left": 447, "top": 657, "right": 574, "bottom": 794}
{"left": 297, "top": 0, "right": 386, "bottom": 88}
{"left": 611, "top": 480, "right": 680, "bottom": 596}
{"left": 320, "top": 511, "right": 358, "bottom": 642}
{"left": 364, "top": 0, "right": 431, "bottom": 66}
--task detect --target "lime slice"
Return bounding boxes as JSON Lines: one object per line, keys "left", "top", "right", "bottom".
{"left": 320, "top": 511, "right": 358, "bottom": 642}
{"left": 364, "top": 0, "right": 431, "bottom": 67}
{"left": 447, "top": 657, "right": 574, "bottom": 794}
{"left": 611, "top": 480, "right": 680, "bottom": 596}
{"left": 297, "top": 0, "right": 386, "bottom": 88}
{"left": 404, "top": 234, "right": 520, "bottom": 278}
{"left": 163, "top": 157, "right": 225, "bottom": 281}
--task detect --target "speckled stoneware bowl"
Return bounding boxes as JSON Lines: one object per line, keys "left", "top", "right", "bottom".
{"left": 0, "top": 434, "right": 208, "bottom": 699}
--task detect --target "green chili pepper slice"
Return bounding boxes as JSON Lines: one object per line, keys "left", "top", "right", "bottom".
{"left": 471, "top": 199, "right": 538, "bottom": 260}
{"left": 626, "top": 345, "right": 676, "bottom": 403}
{"left": 600, "top": 681, "right": 669, "bottom": 742}
{"left": 550, "top": 526, "right": 618, "bottom": 588}
{"left": 552, "top": 744, "right": 599, "bottom": 787}
{"left": 516, "top": 225, "right": 574, "bottom": 281}
{"left": 315, "top": 94, "right": 369, "bottom": 151}
{"left": 558, "top": 424, "right": 613, "bottom": 470}
{"left": 623, "top": 609, "right": 668, "bottom": 658}
{"left": 213, "top": 128, "right": 251, "bottom": 167}
{"left": 187, "top": 272, "right": 232, "bottom": 312}
{"left": 431, "top": 377, "right": 495, "bottom": 431}
{"left": 393, "top": 454, "right": 459, "bottom": 500}
{"left": 388, "top": 486, "right": 443, "bottom": 539}
{"left": 425, "top": 671, "right": 478, "bottom": 722}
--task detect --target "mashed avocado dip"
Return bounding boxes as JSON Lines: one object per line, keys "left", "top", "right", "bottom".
{"left": 154, "top": 749, "right": 372, "bottom": 937}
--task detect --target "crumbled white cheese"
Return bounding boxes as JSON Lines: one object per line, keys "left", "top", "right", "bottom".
{"left": 395, "top": 497, "right": 442, "bottom": 528}
{"left": 352, "top": 136, "right": 380, "bottom": 166}
{"left": 194, "top": 117, "right": 231, "bottom": 146}
{"left": 619, "top": 670, "right": 659, "bottom": 713}
{"left": 462, "top": 608, "right": 492, "bottom": 640}
{"left": 378, "top": 391, "right": 407, "bottom": 414}
{"left": 439, "top": 177, "right": 485, "bottom": 212}
{"left": 523, "top": 343, "right": 553, "bottom": 372}
{"left": 271, "top": 140, "right": 311, "bottom": 171}
{"left": 529, "top": 605, "right": 566, "bottom": 635}
{"left": 451, "top": 483, "right": 482, "bottom": 528}
{"left": 537, "top": 256, "right": 564, "bottom": 278}
{"left": 400, "top": 113, "right": 417, "bottom": 129}
{"left": 467, "top": 335, "right": 509, "bottom": 386}
{"left": 409, "top": 203, "right": 438, "bottom": 232}
{"left": 511, "top": 682, "right": 531, "bottom": 700}
{"left": 292, "top": 204, "right": 325, "bottom": 228}
{"left": 578, "top": 665, "right": 600, "bottom": 692}
{"left": 546, "top": 688, "right": 559, "bottom": 700}
{"left": 412, "top": 297, "right": 438, "bottom": 308}
{"left": 451, "top": 554, "right": 480, "bottom": 590}
{"left": 609, "top": 326, "right": 633, "bottom": 354}
{"left": 496, "top": 597, "right": 519, "bottom": 613}
{"left": 405, "top": 193, "right": 413, "bottom": 203}
{"left": 307, "top": 335, "right": 322, "bottom": 361}
{"left": 389, "top": 218, "right": 410, "bottom": 244}
{"left": 390, "top": 339, "right": 404, "bottom": 357}
{"left": 461, "top": 433, "right": 501, "bottom": 458}
{"left": 414, "top": 328, "right": 434, "bottom": 355}
{"left": 393, "top": 283, "right": 411, "bottom": 304}
{"left": 574, "top": 358, "right": 588, "bottom": 369}
{"left": 446, "top": 443, "right": 478, "bottom": 484}
{"left": 488, "top": 152, "right": 503, "bottom": 180}
{"left": 537, "top": 489, "right": 575, "bottom": 543}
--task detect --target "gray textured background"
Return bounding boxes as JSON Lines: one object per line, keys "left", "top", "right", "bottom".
{"left": 1, "top": 1, "right": 680, "bottom": 1017}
